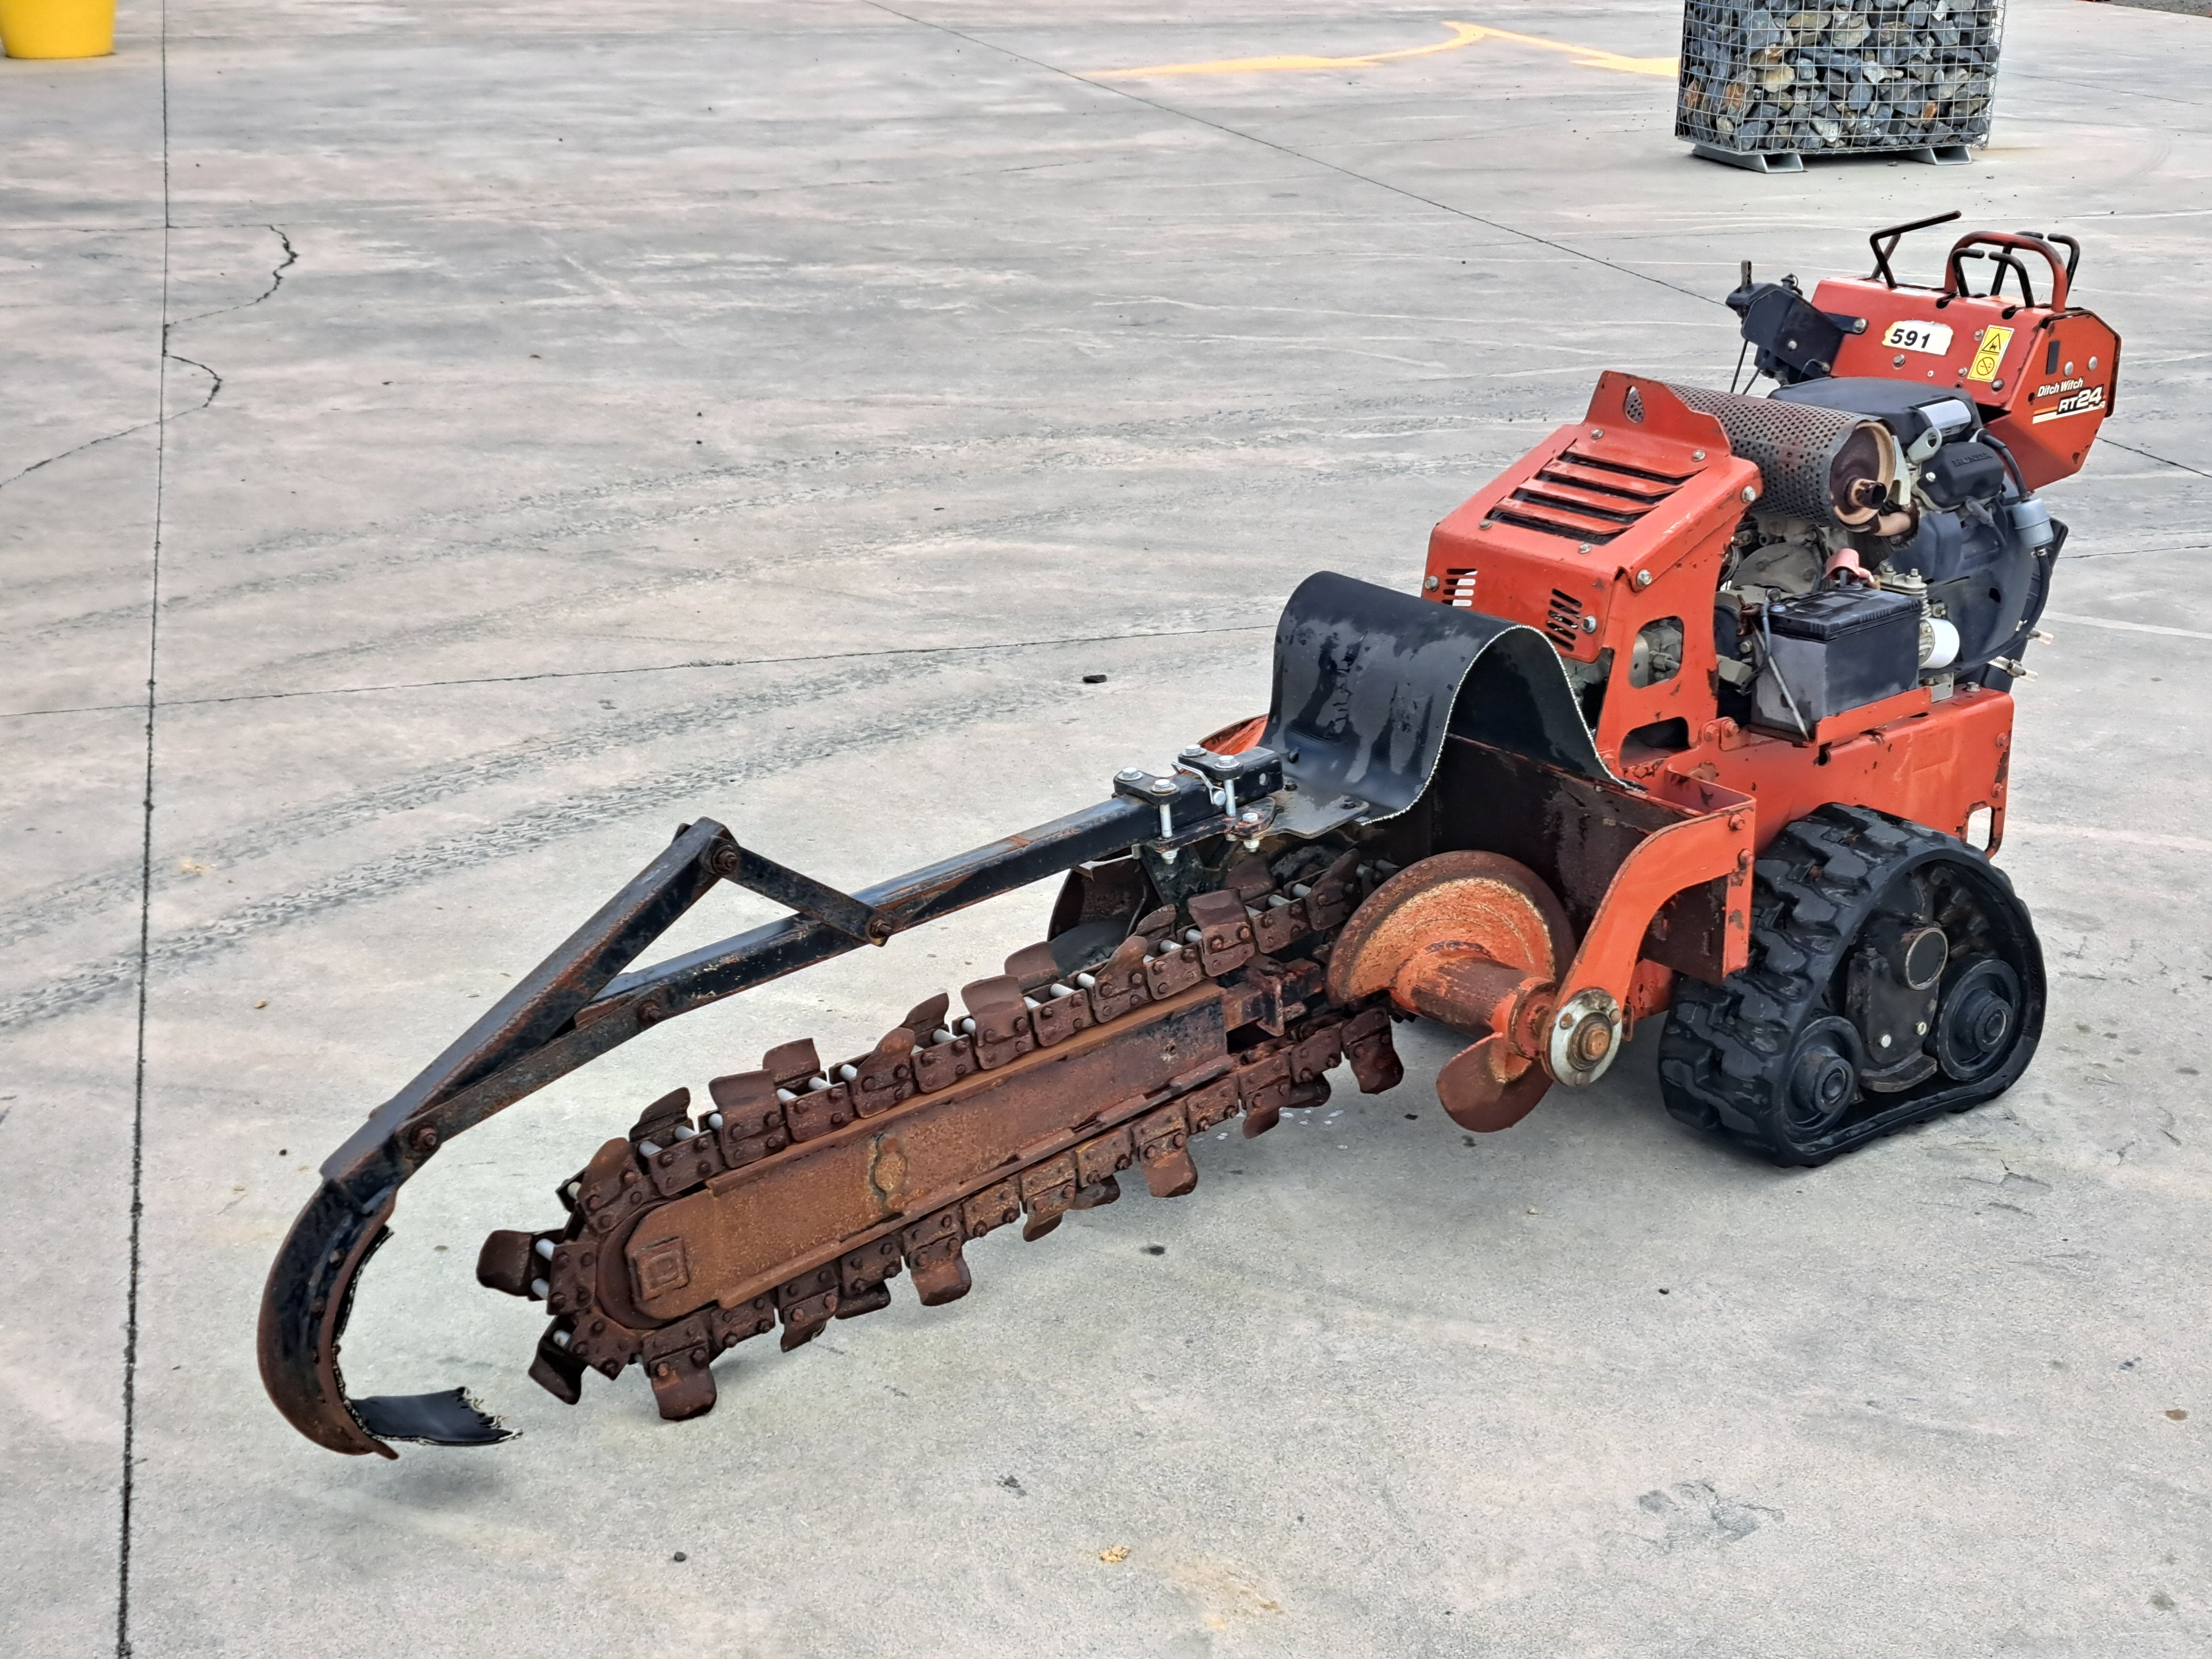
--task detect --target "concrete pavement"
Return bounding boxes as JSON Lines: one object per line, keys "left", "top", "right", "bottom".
{"left": 3, "top": 2, "right": 2209, "bottom": 1654}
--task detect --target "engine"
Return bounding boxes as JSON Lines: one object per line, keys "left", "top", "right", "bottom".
{"left": 1698, "top": 234, "right": 2110, "bottom": 734}
{"left": 1707, "top": 369, "right": 2061, "bottom": 733}
{"left": 1419, "top": 218, "right": 2114, "bottom": 779}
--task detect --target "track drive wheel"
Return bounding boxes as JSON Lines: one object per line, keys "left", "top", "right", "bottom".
{"left": 1657, "top": 804, "right": 2045, "bottom": 1167}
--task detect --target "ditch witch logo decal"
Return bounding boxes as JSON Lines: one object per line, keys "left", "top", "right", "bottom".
{"left": 2031, "top": 380, "right": 2107, "bottom": 424}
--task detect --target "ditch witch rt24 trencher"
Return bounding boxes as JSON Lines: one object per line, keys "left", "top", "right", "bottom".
{"left": 263, "top": 216, "right": 2113, "bottom": 1455}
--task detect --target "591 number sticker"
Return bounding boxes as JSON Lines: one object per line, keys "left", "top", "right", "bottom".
{"left": 1882, "top": 320, "right": 1953, "bottom": 355}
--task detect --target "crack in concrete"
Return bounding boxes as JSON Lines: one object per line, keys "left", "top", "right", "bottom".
{"left": 160, "top": 352, "right": 221, "bottom": 418}
{"left": 0, "top": 227, "right": 292, "bottom": 495}
{"left": 170, "top": 226, "right": 296, "bottom": 327}
{"left": 0, "top": 417, "right": 164, "bottom": 494}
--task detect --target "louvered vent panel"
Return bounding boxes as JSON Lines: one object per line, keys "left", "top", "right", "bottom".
{"left": 1545, "top": 588, "right": 1584, "bottom": 645}
{"left": 1438, "top": 567, "right": 1480, "bottom": 608}
{"left": 1490, "top": 445, "right": 1692, "bottom": 547}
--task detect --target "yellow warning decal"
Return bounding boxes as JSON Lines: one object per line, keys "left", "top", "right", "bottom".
{"left": 1966, "top": 325, "right": 2013, "bottom": 383}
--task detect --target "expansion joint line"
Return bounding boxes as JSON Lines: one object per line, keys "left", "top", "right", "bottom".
{"left": 117, "top": 2, "right": 171, "bottom": 1654}
{"left": 2100, "top": 435, "right": 2212, "bottom": 482}
{"left": 858, "top": 10, "right": 2212, "bottom": 481}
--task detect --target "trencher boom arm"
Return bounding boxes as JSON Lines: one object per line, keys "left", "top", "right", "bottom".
{"left": 259, "top": 787, "right": 1226, "bottom": 1455}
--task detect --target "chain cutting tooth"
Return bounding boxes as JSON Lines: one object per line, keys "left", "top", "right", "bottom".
{"left": 962, "top": 1180, "right": 1023, "bottom": 1240}
{"left": 1222, "top": 852, "right": 1275, "bottom": 899}
{"left": 1085, "top": 934, "right": 1155, "bottom": 1022}
{"left": 529, "top": 1326, "right": 587, "bottom": 1405}
{"left": 1002, "top": 940, "right": 1060, "bottom": 989}
{"left": 836, "top": 1237, "right": 904, "bottom": 1318}
{"left": 849, "top": 1024, "right": 918, "bottom": 1117}
{"left": 476, "top": 1230, "right": 538, "bottom": 1297}
{"left": 1074, "top": 1128, "right": 1135, "bottom": 1194}
{"left": 642, "top": 1314, "right": 719, "bottom": 1418}
{"left": 1134, "top": 1100, "right": 1199, "bottom": 1197}
{"left": 900, "top": 991, "right": 951, "bottom": 1038}
{"left": 628, "top": 1085, "right": 692, "bottom": 1146}
{"left": 1019, "top": 1154, "right": 1080, "bottom": 1240}
{"left": 761, "top": 1038, "right": 820, "bottom": 1087}
{"left": 776, "top": 1264, "right": 841, "bottom": 1349}
{"left": 708, "top": 1070, "right": 788, "bottom": 1168}
{"left": 962, "top": 974, "right": 1035, "bottom": 1069}
{"left": 902, "top": 1208, "right": 972, "bottom": 1305}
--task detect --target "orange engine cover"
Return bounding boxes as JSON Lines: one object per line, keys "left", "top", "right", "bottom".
{"left": 1422, "top": 371, "right": 2015, "bottom": 863}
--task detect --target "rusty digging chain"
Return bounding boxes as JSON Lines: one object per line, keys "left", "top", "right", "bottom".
{"left": 476, "top": 849, "right": 1410, "bottom": 1422}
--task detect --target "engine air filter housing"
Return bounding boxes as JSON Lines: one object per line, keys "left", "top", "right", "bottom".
{"left": 1671, "top": 383, "right": 1901, "bottom": 530}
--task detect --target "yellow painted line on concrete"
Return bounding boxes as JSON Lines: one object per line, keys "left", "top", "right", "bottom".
{"left": 1095, "top": 20, "right": 1678, "bottom": 82}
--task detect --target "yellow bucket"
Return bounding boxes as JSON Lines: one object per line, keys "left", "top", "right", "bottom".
{"left": 0, "top": 0, "right": 116, "bottom": 58}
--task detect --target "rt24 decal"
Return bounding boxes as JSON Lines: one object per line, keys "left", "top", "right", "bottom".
{"left": 2031, "top": 382, "right": 2107, "bottom": 424}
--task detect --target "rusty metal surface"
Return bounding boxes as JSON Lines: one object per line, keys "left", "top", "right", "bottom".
{"left": 260, "top": 684, "right": 1770, "bottom": 1452}
{"left": 260, "top": 788, "right": 1239, "bottom": 1456}
{"left": 259, "top": 817, "right": 742, "bottom": 1458}
{"left": 1328, "top": 851, "right": 1572, "bottom": 1006}
{"left": 710, "top": 841, "right": 887, "bottom": 943}
{"left": 625, "top": 989, "right": 1229, "bottom": 1323}
{"left": 497, "top": 858, "right": 1407, "bottom": 1426}
{"left": 264, "top": 555, "right": 1799, "bottom": 1459}
{"left": 261, "top": 670, "right": 1778, "bottom": 1457}
{"left": 1429, "top": 739, "right": 1681, "bottom": 934}
{"left": 1327, "top": 851, "right": 1575, "bottom": 1134}
{"left": 1551, "top": 791, "right": 1756, "bottom": 1040}
{"left": 1437, "top": 1034, "right": 1553, "bottom": 1132}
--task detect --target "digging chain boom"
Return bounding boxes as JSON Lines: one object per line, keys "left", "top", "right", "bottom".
{"left": 479, "top": 850, "right": 1406, "bottom": 1423}
{"left": 259, "top": 572, "right": 1719, "bottom": 1459}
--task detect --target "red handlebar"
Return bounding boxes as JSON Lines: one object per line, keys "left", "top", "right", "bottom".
{"left": 1945, "top": 232, "right": 2073, "bottom": 311}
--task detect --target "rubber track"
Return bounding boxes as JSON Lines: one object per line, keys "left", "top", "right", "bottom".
{"left": 1657, "top": 802, "right": 2018, "bottom": 1167}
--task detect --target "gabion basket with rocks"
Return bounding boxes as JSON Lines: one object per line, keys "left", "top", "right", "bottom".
{"left": 1676, "top": 0, "right": 2004, "bottom": 173}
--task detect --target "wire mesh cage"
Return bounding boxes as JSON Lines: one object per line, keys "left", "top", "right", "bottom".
{"left": 1677, "top": 0, "right": 2004, "bottom": 166}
